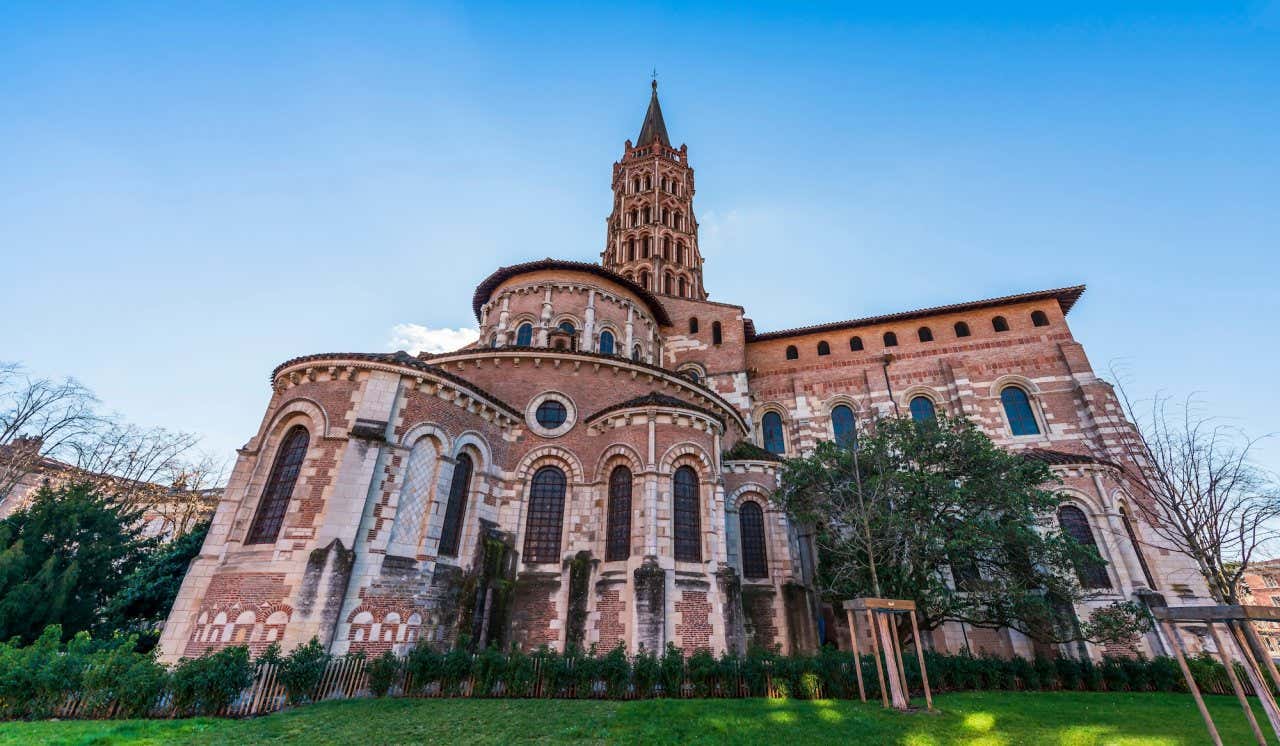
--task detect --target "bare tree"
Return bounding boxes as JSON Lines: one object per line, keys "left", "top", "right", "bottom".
{"left": 1109, "top": 376, "right": 1280, "bottom": 604}
{"left": 0, "top": 363, "right": 101, "bottom": 501}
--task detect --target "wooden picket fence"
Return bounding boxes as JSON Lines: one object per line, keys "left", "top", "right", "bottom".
{"left": 45, "top": 650, "right": 1270, "bottom": 719}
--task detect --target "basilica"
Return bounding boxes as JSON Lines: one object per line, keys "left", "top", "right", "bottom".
{"left": 159, "top": 83, "right": 1207, "bottom": 664}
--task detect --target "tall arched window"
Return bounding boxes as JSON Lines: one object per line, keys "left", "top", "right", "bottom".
{"left": 606, "top": 466, "right": 632, "bottom": 561}
{"left": 627, "top": 238, "right": 636, "bottom": 261}
{"left": 247, "top": 426, "right": 309, "bottom": 544}
{"left": 1000, "top": 386, "right": 1040, "bottom": 436}
{"left": 712, "top": 322, "right": 723, "bottom": 346}
{"left": 689, "top": 317, "right": 699, "bottom": 334}
{"left": 523, "top": 466, "right": 567, "bottom": 563}
{"left": 954, "top": 321, "right": 971, "bottom": 338}
{"left": 739, "top": 501, "right": 768, "bottom": 579}
{"left": 673, "top": 466, "right": 701, "bottom": 562}
{"left": 909, "top": 396, "right": 937, "bottom": 423}
{"left": 437, "top": 453, "right": 473, "bottom": 557}
{"left": 918, "top": 327, "right": 934, "bottom": 343}
{"left": 632, "top": 344, "right": 642, "bottom": 361}
{"left": 639, "top": 270, "right": 650, "bottom": 289}
{"left": 1031, "top": 310, "right": 1049, "bottom": 327}
{"left": 515, "top": 323, "right": 533, "bottom": 347}
{"left": 831, "top": 405, "right": 856, "bottom": 447}
{"left": 643, "top": 237, "right": 651, "bottom": 257}
{"left": 993, "top": 316, "right": 1009, "bottom": 332}
{"left": 389, "top": 439, "right": 437, "bottom": 549}
{"left": 817, "top": 341, "right": 831, "bottom": 356}
{"left": 664, "top": 272, "right": 674, "bottom": 294}
{"left": 599, "top": 330, "right": 616, "bottom": 355}
{"left": 1058, "top": 506, "right": 1112, "bottom": 589}
{"left": 678, "top": 276, "right": 687, "bottom": 297}
{"left": 850, "top": 336, "right": 864, "bottom": 351}
{"left": 883, "top": 331, "right": 898, "bottom": 347}
{"left": 762, "top": 411, "right": 785, "bottom": 454}
{"left": 662, "top": 236, "right": 670, "bottom": 258}
{"left": 785, "top": 345, "right": 798, "bottom": 360}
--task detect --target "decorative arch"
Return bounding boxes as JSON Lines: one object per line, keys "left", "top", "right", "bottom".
{"left": 515, "top": 445, "right": 585, "bottom": 484}
{"left": 451, "top": 430, "right": 493, "bottom": 472}
{"left": 259, "top": 397, "right": 330, "bottom": 443}
{"left": 659, "top": 441, "right": 715, "bottom": 475}
{"left": 986, "top": 374, "right": 1042, "bottom": 398}
{"left": 400, "top": 422, "right": 451, "bottom": 450}
{"left": 899, "top": 386, "right": 945, "bottom": 413}
{"left": 593, "top": 443, "right": 645, "bottom": 483}
{"left": 727, "top": 482, "right": 774, "bottom": 510}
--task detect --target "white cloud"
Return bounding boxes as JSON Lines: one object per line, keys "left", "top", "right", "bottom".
{"left": 388, "top": 324, "right": 479, "bottom": 355}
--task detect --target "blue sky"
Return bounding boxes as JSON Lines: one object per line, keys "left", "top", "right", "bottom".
{"left": 2, "top": 2, "right": 1277, "bottom": 476}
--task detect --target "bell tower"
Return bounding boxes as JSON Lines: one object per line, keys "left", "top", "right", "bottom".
{"left": 602, "top": 81, "right": 706, "bottom": 301}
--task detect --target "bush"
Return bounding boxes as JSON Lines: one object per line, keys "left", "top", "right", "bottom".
{"left": 80, "top": 634, "right": 168, "bottom": 718}
{"left": 366, "top": 649, "right": 401, "bottom": 698}
{"left": 405, "top": 644, "right": 444, "bottom": 694}
{"left": 277, "top": 638, "right": 330, "bottom": 705}
{"left": 170, "top": 645, "right": 253, "bottom": 716}
{"left": 0, "top": 626, "right": 89, "bottom": 719}
{"left": 659, "top": 642, "right": 684, "bottom": 697}
{"left": 631, "top": 645, "right": 659, "bottom": 698}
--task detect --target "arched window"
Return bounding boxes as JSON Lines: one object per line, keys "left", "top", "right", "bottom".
{"left": 639, "top": 270, "right": 650, "bottom": 289}
{"left": 954, "top": 321, "right": 971, "bottom": 338}
{"left": 389, "top": 438, "right": 436, "bottom": 549}
{"left": 643, "top": 237, "right": 651, "bottom": 257}
{"left": 632, "top": 345, "right": 642, "bottom": 361}
{"left": 680, "top": 367, "right": 701, "bottom": 384}
{"left": 673, "top": 466, "right": 701, "bottom": 562}
{"left": 785, "top": 345, "right": 798, "bottom": 360}
{"left": 599, "top": 330, "right": 616, "bottom": 356}
{"left": 993, "top": 316, "right": 1009, "bottom": 332}
{"left": 523, "top": 466, "right": 567, "bottom": 563}
{"left": 739, "top": 501, "right": 768, "bottom": 579}
{"left": 606, "top": 466, "right": 632, "bottom": 561}
{"left": 627, "top": 238, "right": 636, "bottom": 261}
{"left": 689, "top": 317, "right": 699, "bottom": 334}
{"left": 762, "top": 411, "right": 785, "bottom": 454}
{"left": 1000, "top": 386, "right": 1040, "bottom": 436}
{"left": 247, "top": 426, "right": 309, "bottom": 544}
{"left": 1031, "top": 310, "right": 1049, "bottom": 327}
{"left": 515, "top": 323, "right": 533, "bottom": 347}
{"left": 664, "top": 272, "right": 674, "bottom": 294}
{"left": 632, "top": 178, "right": 640, "bottom": 193}
{"left": 643, "top": 207, "right": 651, "bottom": 223}
{"left": 831, "top": 405, "right": 856, "bottom": 447}
{"left": 676, "top": 241, "right": 685, "bottom": 264}
{"left": 850, "top": 336, "right": 864, "bottom": 351}
{"left": 437, "top": 453, "right": 473, "bottom": 557}
{"left": 909, "top": 396, "right": 937, "bottom": 423}
{"left": 1058, "top": 506, "right": 1112, "bottom": 589}
{"left": 817, "top": 341, "right": 831, "bottom": 356}
{"left": 883, "top": 331, "right": 898, "bottom": 347}
{"left": 712, "top": 322, "right": 723, "bottom": 346}
{"left": 918, "top": 327, "right": 934, "bottom": 343}
{"left": 678, "top": 276, "right": 687, "bottom": 297}
{"left": 558, "top": 322, "right": 577, "bottom": 351}
{"left": 662, "top": 236, "right": 670, "bottom": 258}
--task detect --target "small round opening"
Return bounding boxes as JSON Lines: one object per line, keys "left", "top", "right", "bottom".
{"left": 535, "top": 400, "right": 567, "bottom": 429}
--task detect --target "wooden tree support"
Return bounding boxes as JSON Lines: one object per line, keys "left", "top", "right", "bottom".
{"left": 1152, "top": 604, "right": 1280, "bottom": 746}
{"left": 843, "top": 598, "right": 933, "bottom": 712}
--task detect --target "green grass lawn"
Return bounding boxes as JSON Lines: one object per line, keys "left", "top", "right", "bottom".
{"left": 0, "top": 692, "right": 1274, "bottom": 745}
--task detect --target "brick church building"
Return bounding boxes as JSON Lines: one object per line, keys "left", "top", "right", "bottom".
{"left": 159, "top": 82, "right": 1208, "bottom": 664}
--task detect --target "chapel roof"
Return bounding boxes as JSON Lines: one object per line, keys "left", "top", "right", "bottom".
{"left": 471, "top": 258, "right": 672, "bottom": 325}
{"left": 746, "top": 285, "right": 1086, "bottom": 342}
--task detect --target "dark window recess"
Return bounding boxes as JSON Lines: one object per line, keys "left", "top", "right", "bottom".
{"left": 918, "top": 327, "right": 933, "bottom": 343}
{"left": 831, "top": 405, "right": 857, "bottom": 447}
{"left": 673, "top": 466, "right": 701, "bottom": 562}
{"left": 993, "top": 316, "right": 1009, "bottom": 332}
{"left": 523, "top": 466, "right": 567, "bottom": 563}
{"left": 850, "top": 336, "right": 864, "bottom": 351}
{"left": 246, "top": 426, "right": 309, "bottom": 544}
{"left": 762, "top": 411, "right": 786, "bottom": 454}
{"left": 1031, "top": 310, "right": 1049, "bottom": 327}
{"left": 909, "top": 396, "right": 937, "bottom": 423}
{"left": 689, "top": 318, "right": 699, "bottom": 334}
{"left": 739, "top": 501, "right": 769, "bottom": 579}
{"left": 516, "top": 323, "right": 533, "bottom": 346}
{"left": 535, "top": 400, "right": 567, "bottom": 429}
{"left": 437, "top": 453, "right": 473, "bottom": 557}
{"left": 1058, "top": 505, "right": 1112, "bottom": 589}
{"left": 1000, "top": 387, "right": 1040, "bottom": 436}
{"left": 785, "top": 345, "right": 798, "bottom": 360}
{"left": 712, "top": 321, "right": 723, "bottom": 345}
{"left": 883, "top": 332, "right": 898, "bottom": 347}
{"left": 817, "top": 341, "right": 831, "bottom": 356}
{"left": 954, "top": 321, "right": 971, "bottom": 338}
{"left": 606, "top": 466, "right": 632, "bottom": 561}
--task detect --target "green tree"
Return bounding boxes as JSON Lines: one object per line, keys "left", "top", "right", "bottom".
{"left": 774, "top": 415, "right": 1146, "bottom": 645}
{"left": 0, "top": 482, "right": 150, "bottom": 643}
{"left": 103, "top": 519, "right": 210, "bottom": 648}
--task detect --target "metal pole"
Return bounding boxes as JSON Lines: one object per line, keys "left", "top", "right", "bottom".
{"left": 1207, "top": 622, "right": 1267, "bottom": 746}
{"left": 1161, "top": 619, "right": 1222, "bottom": 746}
{"left": 910, "top": 610, "right": 933, "bottom": 711}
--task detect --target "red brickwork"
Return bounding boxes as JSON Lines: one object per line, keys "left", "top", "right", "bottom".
{"left": 596, "top": 587, "right": 626, "bottom": 651}
{"left": 675, "top": 590, "right": 713, "bottom": 652}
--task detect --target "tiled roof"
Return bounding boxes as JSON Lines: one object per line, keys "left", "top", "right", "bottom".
{"left": 585, "top": 391, "right": 724, "bottom": 425}
{"left": 748, "top": 286, "right": 1086, "bottom": 342}
{"left": 471, "top": 259, "right": 671, "bottom": 326}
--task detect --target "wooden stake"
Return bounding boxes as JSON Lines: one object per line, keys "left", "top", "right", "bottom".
{"left": 910, "top": 610, "right": 933, "bottom": 711}
{"left": 867, "top": 608, "right": 889, "bottom": 707}
{"left": 1162, "top": 620, "right": 1223, "bottom": 746}
{"left": 1227, "top": 620, "right": 1280, "bottom": 740}
{"left": 1208, "top": 622, "right": 1267, "bottom": 746}
{"left": 847, "top": 607, "right": 866, "bottom": 702}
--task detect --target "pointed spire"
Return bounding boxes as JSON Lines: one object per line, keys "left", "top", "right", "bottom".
{"left": 636, "top": 79, "right": 671, "bottom": 148}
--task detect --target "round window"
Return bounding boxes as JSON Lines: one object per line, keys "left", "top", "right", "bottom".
{"left": 535, "top": 400, "right": 567, "bottom": 429}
